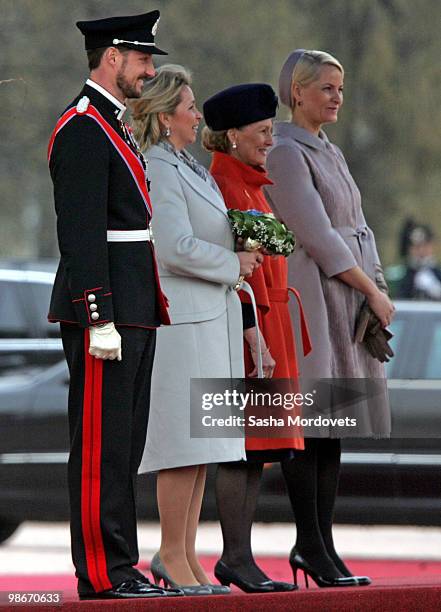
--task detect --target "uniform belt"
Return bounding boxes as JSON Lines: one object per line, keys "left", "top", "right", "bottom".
{"left": 107, "top": 229, "right": 151, "bottom": 242}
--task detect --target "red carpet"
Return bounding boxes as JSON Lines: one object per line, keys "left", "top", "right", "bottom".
{"left": 1, "top": 556, "right": 441, "bottom": 611}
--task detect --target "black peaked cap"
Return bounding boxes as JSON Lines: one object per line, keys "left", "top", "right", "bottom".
{"left": 76, "top": 10, "right": 167, "bottom": 55}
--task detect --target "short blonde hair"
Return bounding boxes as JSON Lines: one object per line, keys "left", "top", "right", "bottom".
{"left": 201, "top": 126, "right": 230, "bottom": 153}
{"left": 130, "top": 64, "right": 192, "bottom": 150}
{"left": 292, "top": 51, "right": 343, "bottom": 108}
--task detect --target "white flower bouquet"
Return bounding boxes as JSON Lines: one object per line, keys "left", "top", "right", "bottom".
{"left": 228, "top": 209, "right": 295, "bottom": 256}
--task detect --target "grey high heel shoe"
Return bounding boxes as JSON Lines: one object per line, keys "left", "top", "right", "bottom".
{"left": 201, "top": 583, "right": 231, "bottom": 595}
{"left": 150, "top": 553, "right": 213, "bottom": 596}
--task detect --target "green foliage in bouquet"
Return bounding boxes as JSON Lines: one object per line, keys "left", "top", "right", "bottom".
{"left": 227, "top": 209, "right": 295, "bottom": 256}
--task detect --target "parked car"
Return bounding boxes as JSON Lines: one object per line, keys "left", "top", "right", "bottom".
{"left": 0, "top": 262, "right": 62, "bottom": 373}
{"left": 259, "top": 300, "right": 441, "bottom": 525}
{"left": 0, "top": 263, "right": 440, "bottom": 543}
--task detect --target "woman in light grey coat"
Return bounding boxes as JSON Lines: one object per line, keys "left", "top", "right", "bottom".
{"left": 130, "top": 65, "right": 262, "bottom": 593}
{"left": 265, "top": 50, "right": 395, "bottom": 587}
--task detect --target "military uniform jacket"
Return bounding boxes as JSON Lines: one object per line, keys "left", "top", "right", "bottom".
{"left": 48, "top": 83, "right": 169, "bottom": 328}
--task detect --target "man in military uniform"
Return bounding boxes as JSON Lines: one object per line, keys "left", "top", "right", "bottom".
{"left": 396, "top": 220, "right": 441, "bottom": 300}
{"left": 48, "top": 11, "right": 180, "bottom": 600}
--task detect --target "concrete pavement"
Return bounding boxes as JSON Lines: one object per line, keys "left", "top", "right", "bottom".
{"left": 1, "top": 522, "right": 441, "bottom": 575}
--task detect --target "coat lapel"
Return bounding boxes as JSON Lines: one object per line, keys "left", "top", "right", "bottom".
{"left": 149, "top": 145, "right": 228, "bottom": 217}
{"left": 176, "top": 162, "right": 228, "bottom": 217}
{"left": 273, "top": 121, "right": 329, "bottom": 152}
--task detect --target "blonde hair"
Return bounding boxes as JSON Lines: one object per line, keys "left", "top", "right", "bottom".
{"left": 201, "top": 126, "right": 231, "bottom": 153}
{"left": 292, "top": 50, "right": 343, "bottom": 107}
{"left": 130, "top": 64, "right": 192, "bottom": 150}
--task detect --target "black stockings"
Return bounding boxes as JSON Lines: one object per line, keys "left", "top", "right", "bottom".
{"left": 216, "top": 439, "right": 350, "bottom": 582}
{"left": 215, "top": 461, "right": 268, "bottom": 583}
{"left": 281, "top": 438, "right": 349, "bottom": 578}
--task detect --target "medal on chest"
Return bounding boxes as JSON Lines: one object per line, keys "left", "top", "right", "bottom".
{"left": 119, "top": 120, "right": 149, "bottom": 187}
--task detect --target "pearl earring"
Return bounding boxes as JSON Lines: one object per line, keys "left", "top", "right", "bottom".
{"left": 232, "top": 142, "right": 237, "bottom": 149}
{"left": 165, "top": 127, "right": 171, "bottom": 137}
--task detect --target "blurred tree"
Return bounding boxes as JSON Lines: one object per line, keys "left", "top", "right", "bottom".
{"left": 0, "top": 0, "right": 439, "bottom": 262}
{"left": 303, "top": 0, "right": 441, "bottom": 261}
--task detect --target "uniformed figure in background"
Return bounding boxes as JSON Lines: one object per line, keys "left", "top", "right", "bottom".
{"left": 395, "top": 219, "right": 441, "bottom": 300}
{"left": 47, "top": 11, "right": 181, "bottom": 600}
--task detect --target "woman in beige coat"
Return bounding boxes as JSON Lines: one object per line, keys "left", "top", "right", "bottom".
{"left": 131, "top": 65, "right": 262, "bottom": 594}
{"left": 265, "top": 50, "right": 394, "bottom": 587}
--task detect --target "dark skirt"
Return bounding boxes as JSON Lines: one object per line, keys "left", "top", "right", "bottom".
{"left": 246, "top": 448, "right": 296, "bottom": 463}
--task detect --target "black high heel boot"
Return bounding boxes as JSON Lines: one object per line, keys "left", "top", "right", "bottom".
{"left": 289, "top": 548, "right": 359, "bottom": 588}
{"left": 334, "top": 562, "right": 371, "bottom": 586}
{"left": 325, "top": 550, "right": 371, "bottom": 585}
{"left": 344, "top": 573, "right": 371, "bottom": 586}
{"left": 214, "top": 560, "right": 297, "bottom": 593}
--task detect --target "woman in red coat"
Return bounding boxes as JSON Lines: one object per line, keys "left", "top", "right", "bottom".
{"left": 208, "top": 121, "right": 307, "bottom": 452}
{"left": 202, "top": 84, "right": 310, "bottom": 593}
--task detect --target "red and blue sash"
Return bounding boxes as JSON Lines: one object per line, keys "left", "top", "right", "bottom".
{"left": 48, "top": 103, "right": 152, "bottom": 218}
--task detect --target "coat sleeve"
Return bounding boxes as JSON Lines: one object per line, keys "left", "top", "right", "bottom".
{"left": 265, "top": 144, "right": 357, "bottom": 278}
{"left": 149, "top": 159, "right": 240, "bottom": 286}
{"left": 333, "top": 144, "right": 383, "bottom": 268}
{"left": 50, "top": 115, "right": 113, "bottom": 327}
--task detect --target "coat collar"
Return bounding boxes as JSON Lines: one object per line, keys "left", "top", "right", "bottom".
{"left": 273, "top": 121, "right": 330, "bottom": 152}
{"left": 80, "top": 82, "right": 126, "bottom": 123}
{"left": 86, "top": 79, "right": 126, "bottom": 119}
{"left": 210, "top": 151, "right": 273, "bottom": 188}
{"left": 148, "top": 145, "right": 228, "bottom": 216}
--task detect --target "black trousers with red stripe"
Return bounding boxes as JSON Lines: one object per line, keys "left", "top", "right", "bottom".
{"left": 61, "top": 324, "right": 156, "bottom": 595}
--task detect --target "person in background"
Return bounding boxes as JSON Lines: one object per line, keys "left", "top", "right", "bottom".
{"left": 202, "top": 83, "right": 308, "bottom": 594}
{"left": 47, "top": 11, "right": 180, "bottom": 600}
{"left": 396, "top": 218, "right": 441, "bottom": 300}
{"left": 265, "top": 49, "right": 394, "bottom": 587}
{"left": 131, "top": 65, "right": 263, "bottom": 595}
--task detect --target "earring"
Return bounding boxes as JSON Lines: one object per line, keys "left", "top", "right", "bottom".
{"left": 232, "top": 142, "right": 237, "bottom": 149}
{"left": 297, "top": 101, "right": 303, "bottom": 107}
{"left": 164, "top": 127, "right": 171, "bottom": 137}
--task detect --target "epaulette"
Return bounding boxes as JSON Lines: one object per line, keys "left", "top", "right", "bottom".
{"left": 76, "top": 96, "right": 90, "bottom": 114}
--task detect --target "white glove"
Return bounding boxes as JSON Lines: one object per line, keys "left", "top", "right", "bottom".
{"left": 89, "top": 322, "right": 122, "bottom": 361}
{"left": 414, "top": 268, "right": 441, "bottom": 299}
